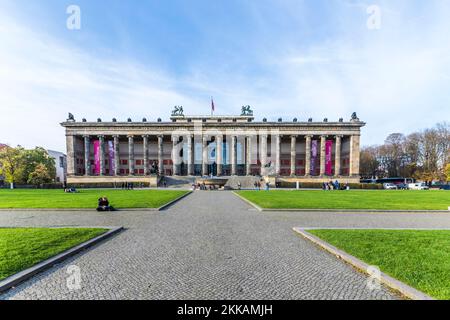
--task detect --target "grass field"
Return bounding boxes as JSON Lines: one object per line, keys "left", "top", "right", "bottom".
{"left": 0, "top": 228, "right": 107, "bottom": 281}
{"left": 0, "top": 189, "right": 189, "bottom": 209}
{"left": 237, "top": 190, "right": 450, "bottom": 210}
{"left": 307, "top": 229, "right": 450, "bottom": 300}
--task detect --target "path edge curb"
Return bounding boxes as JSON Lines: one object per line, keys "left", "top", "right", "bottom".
{"left": 0, "top": 226, "right": 124, "bottom": 294}
{"left": 157, "top": 191, "right": 192, "bottom": 211}
{"left": 232, "top": 192, "right": 263, "bottom": 211}
{"left": 292, "top": 227, "right": 435, "bottom": 301}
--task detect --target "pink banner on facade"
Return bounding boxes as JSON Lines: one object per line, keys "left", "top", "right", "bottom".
{"left": 310, "top": 140, "right": 318, "bottom": 175}
{"left": 93, "top": 140, "right": 100, "bottom": 175}
{"left": 108, "top": 141, "right": 115, "bottom": 174}
{"left": 325, "top": 140, "right": 333, "bottom": 175}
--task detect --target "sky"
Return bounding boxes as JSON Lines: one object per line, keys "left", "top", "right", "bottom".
{"left": 0, "top": 0, "right": 449, "bottom": 151}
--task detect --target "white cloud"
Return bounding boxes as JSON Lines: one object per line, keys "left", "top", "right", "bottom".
{"left": 0, "top": 15, "right": 204, "bottom": 151}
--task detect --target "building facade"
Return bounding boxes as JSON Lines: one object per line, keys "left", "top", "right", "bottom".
{"left": 47, "top": 150, "right": 67, "bottom": 184}
{"left": 61, "top": 110, "right": 365, "bottom": 186}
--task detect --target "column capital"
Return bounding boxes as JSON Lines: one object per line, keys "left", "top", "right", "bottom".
{"left": 127, "top": 134, "right": 134, "bottom": 139}
{"left": 335, "top": 134, "right": 344, "bottom": 139}
{"left": 83, "top": 134, "right": 90, "bottom": 139}
{"left": 98, "top": 135, "right": 105, "bottom": 139}
{"left": 172, "top": 135, "right": 179, "bottom": 142}
{"left": 142, "top": 134, "right": 149, "bottom": 139}
{"left": 290, "top": 135, "right": 298, "bottom": 139}
{"left": 305, "top": 134, "right": 313, "bottom": 139}
{"left": 320, "top": 134, "right": 328, "bottom": 139}
{"left": 112, "top": 134, "right": 120, "bottom": 139}
{"left": 157, "top": 134, "right": 164, "bottom": 139}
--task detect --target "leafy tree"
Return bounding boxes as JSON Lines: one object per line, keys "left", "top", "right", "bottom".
{"left": 0, "top": 145, "right": 25, "bottom": 187}
{"left": 446, "top": 164, "right": 450, "bottom": 182}
{"left": 19, "top": 147, "right": 56, "bottom": 184}
{"left": 27, "top": 163, "right": 52, "bottom": 185}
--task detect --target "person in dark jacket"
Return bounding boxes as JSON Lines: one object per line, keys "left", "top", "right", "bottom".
{"left": 97, "top": 196, "right": 114, "bottom": 211}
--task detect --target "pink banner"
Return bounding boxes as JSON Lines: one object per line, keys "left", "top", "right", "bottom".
{"left": 108, "top": 141, "right": 115, "bottom": 174}
{"left": 325, "top": 140, "right": 333, "bottom": 175}
{"left": 310, "top": 140, "right": 318, "bottom": 175}
{"left": 93, "top": 140, "right": 100, "bottom": 175}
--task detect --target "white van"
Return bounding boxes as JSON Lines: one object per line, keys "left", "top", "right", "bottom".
{"left": 408, "top": 182, "right": 429, "bottom": 190}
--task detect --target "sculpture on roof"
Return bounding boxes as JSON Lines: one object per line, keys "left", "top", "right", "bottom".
{"left": 172, "top": 106, "right": 184, "bottom": 117}
{"left": 67, "top": 113, "right": 75, "bottom": 122}
{"left": 351, "top": 112, "right": 359, "bottom": 121}
{"left": 241, "top": 105, "right": 253, "bottom": 116}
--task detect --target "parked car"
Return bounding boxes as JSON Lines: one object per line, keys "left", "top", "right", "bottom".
{"left": 408, "top": 183, "right": 430, "bottom": 190}
{"left": 439, "top": 184, "right": 450, "bottom": 190}
{"left": 383, "top": 183, "right": 398, "bottom": 190}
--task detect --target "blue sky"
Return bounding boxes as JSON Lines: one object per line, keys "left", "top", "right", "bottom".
{"left": 0, "top": 0, "right": 449, "bottom": 151}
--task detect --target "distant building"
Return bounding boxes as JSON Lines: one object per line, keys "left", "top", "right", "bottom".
{"left": 47, "top": 150, "right": 67, "bottom": 184}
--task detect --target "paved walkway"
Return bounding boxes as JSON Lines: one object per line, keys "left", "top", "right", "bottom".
{"left": 1, "top": 191, "right": 450, "bottom": 300}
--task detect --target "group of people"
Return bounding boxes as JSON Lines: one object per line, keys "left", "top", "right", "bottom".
{"left": 121, "top": 182, "right": 135, "bottom": 190}
{"left": 322, "top": 180, "right": 350, "bottom": 191}
{"left": 97, "top": 196, "right": 115, "bottom": 211}
{"left": 253, "top": 180, "right": 269, "bottom": 191}
{"left": 192, "top": 182, "right": 218, "bottom": 191}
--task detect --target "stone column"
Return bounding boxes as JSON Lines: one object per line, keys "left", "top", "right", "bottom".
{"left": 202, "top": 136, "right": 208, "bottom": 176}
{"left": 216, "top": 135, "right": 223, "bottom": 176}
{"left": 187, "top": 134, "right": 194, "bottom": 176}
{"left": 231, "top": 135, "right": 237, "bottom": 176}
{"left": 335, "top": 135, "right": 343, "bottom": 176}
{"left": 320, "top": 135, "right": 327, "bottom": 176}
{"left": 304, "top": 135, "right": 312, "bottom": 176}
{"left": 290, "top": 135, "right": 297, "bottom": 176}
{"left": 66, "top": 135, "right": 76, "bottom": 176}
{"left": 260, "top": 134, "right": 268, "bottom": 176}
{"left": 98, "top": 135, "right": 105, "bottom": 176}
{"left": 83, "top": 135, "right": 90, "bottom": 176}
{"left": 246, "top": 136, "right": 252, "bottom": 176}
{"left": 349, "top": 135, "right": 361, "bottom": 177}
{"left": 158, "top": 135, "right": 164, "bottom": 175}
{"left": 143, "top": 135, "right": 149, "bottom": 175}
{"left": 275, "top": 134, "right": 282, "bottom": 176}
{"left": 113, "top": 135, "right": 120, "bottom": 176}
{"left": 128, "top": 135, "right": 134, "bottom": 176}
{"left": 172, "top": 135, "right": 179, "bottom": 176}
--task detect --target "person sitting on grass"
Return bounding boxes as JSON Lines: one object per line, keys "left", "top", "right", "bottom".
{"left": 97, "top": 196, "right": 114, "bottom": 212}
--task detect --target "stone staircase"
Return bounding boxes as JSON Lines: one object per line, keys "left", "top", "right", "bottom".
{"left": 224, "top": 176, "right": 263, "bottom": 190}
{"left": 160, "top": 176, "right": 196, "bottom": 189}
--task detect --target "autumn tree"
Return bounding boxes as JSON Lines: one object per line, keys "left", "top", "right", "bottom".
{"left": 19, "top": 147, "right": 56, "bottom": 185}
{"left": 0, "top": 145, "right": 25, "bottom": 188}
{"left": 27, "top": 163, "right": 52, "bottom": 185}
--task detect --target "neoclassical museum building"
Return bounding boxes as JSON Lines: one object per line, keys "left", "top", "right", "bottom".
{"left": 62, "top": 107, "right": 365, "bottom": 187}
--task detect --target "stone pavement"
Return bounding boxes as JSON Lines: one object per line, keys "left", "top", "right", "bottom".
{"left": 1, "top": 191, "right": 450, "bottom": 300}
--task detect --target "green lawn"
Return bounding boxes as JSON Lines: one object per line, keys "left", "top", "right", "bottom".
{"left": 237, "top": 190, "right": 450, "bottom": 210}
{"left": 308, "top": 229, "right": 450, "bottom": 300}
{"left": 0, "top": 189, "right": 189, "bottom": 209}
{"left": 0, "top": 228, "right": 107, "bottom": 281}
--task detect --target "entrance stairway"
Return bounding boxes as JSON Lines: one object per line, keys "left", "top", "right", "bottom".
{"left": 224, "top": 176, "right": 263, "bottom": 190}
{"left": 160, "top": 176, "right": 196, "bottom": 189}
